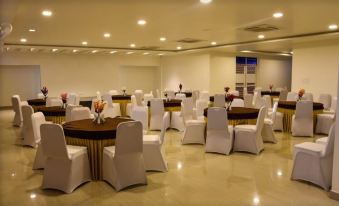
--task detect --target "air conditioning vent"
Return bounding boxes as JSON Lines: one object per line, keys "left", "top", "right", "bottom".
{"left": 177, "top": 38, "right": 205, "bottom": 43}
{"left": 243, "top": 24, "right": 279, "bottom": 32}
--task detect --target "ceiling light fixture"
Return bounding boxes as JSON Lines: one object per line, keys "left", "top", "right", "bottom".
{"left": 329, "top": 24, "right": 338, "bottom": 30}
{"left": 29, "top": 29, "right": 36, "bottom": 32}
{"left": 92, "top": 50, "right": 98, "bottom": 53}
{"left": 258, "top": 34, "right": 265, "bottom": 39}
{"left": 273, "top": 12, "right": 284, "bottom": 18}
{"left": 240, "top": 50, "right": 251, "bottom": 53}
{"left": 143, "top": 52, "right": 149, "bottom": 55}
{"left": 211, "top": 41, "right": 217, "bottom": 45}
{"left": 110, "top": 51, "right": 117, "bottom": 54}
{"left": 137, "top": 19, "right": 147, "bottom": 25}
{"left": 42, "top": 10, "right": 52, "bottom": 17}
{"left": 82, "top": 41, "right": 88, "bottom": 45}
{"left": 30, "top": 48, "right": 35, "bottom": 52}
{"left": 73, "top": 49, "right": 78, "bottom": 53}
{"left": 200, "top": 0, "right": 212, "bottom": 4}
{"left": 20, "top": 38, "right": 27, "bottom": 43}
{"left": 130, "top": 43, "right": 136, "bottom": 48}
{"left": 160, "top": 37, "right": 166, "bottom": 42}
{"left": 158, "top": 53, "right": 164, "bottom": 56}
{"left": 177, "top": 46, "right": 182, "bottom": 50}
{"left": 103, "top": 33, "right": 111, "bottom": 38}
{"left": 52, "top": 48, "right": 58, "bottom": 52}
{"left": 126, "top": 51, "right": 134, "bottom": 54}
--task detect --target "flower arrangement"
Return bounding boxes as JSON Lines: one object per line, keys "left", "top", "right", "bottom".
{"left": 269, "top": 84, "right": 273, "bottom": 92}
{"left": 121, "top": 86, "right": 127, "bottom": 96}
{"left": 224, "top": 86, "right": 230, "bottom": 94}
{"left": 298, "top": 89, "right": 305, "bottom": 101}
{"left": 179, "top": 83, "right": 183, "bottom": 93}
{"left": 60, "top": 92, "right": 68, "bottom": 109}
{"left": 93, "top": 100, "right": 106, "bottom": 124}
{"left": 41, "top": 86, "right": 48, "bottom": 99}
{"left": 225, "top": 94, "right": 235, "bottom": 111}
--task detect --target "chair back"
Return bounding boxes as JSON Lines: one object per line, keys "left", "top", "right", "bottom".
{"left": 199, "top": 91, "right": 209, "bottom": 102}
{"left": 324, "top": 123, "right": 336, "bottom": 157}
{"left": 214, "top": 94, "right": 225, "bottom": 107}
{"left": 232, "top": 98, "right": 244, "bottom": 107}
{"left": 263, "top": 95, "right": 272, "bottom": 109}
{"left": 11, "top": 95, "right": 22, "bottom": 116}
{"left": 108, "top": 90, "right": 119, "bottom": 95}
{"left": 40, "top": 123, "right": 69, "bottom": 159}
{"left": 279, "top": 89, "right": 288, "bottom": 101}
{"left": 22, "top": 105, "right": 34, "bottom": 129}
{"left": 156, "top": 89, "right": 161, "bottom": 98}
{"left": 150, "top": 99, "right": 165, "bottom": 117}
{"left": 37, "top": 93, "right": 44, "bottom": 99}
{"left": 131, "top": 106, "right": 148, "bottom": 131}
{"left": 295, "top": 100, "right": 313, "bottom": 119}
{"left": 67, "top": 93, "right": 80, "bottom": 105}
{"left": 102, "top": 93, "right": 113, "bottom": 108}
{"left": 244, "top": 94, "right": 253, "bottom": 108}
{"left": 207, "top": 107, "right": 228, "bottom": 131}
{"left": 115, "top": 121, "right": 143, "bottom": 156}
{"left": 252, "top": 90, "right": 262, "bottom": 106}
{"left": 65, "top": 104, "right": 81, "bottom": 122}
{"left": 318, "top": 94, "right": 332, "bottom": 110}
{"left": 331, "top": 97, "right": 337, "bottom": 111}
{"left": 196, "top": 99, "right": 209, "bottom": 117}
{"left": 134, "top": 90, "right": 144, "bottom": 106}
{"left": 256, "top": 107, "right": 267, "bottom": 135}
{"left": 46, "top": 97, "right": 62, "bottom": 107}
{"left": 166, "top": 90, "right": 175, "bottom": 100}
{"left": 71, "top": 107, "right": 91, "bottom": 121}
{"left": 192, "top": 90, "right": 200, "bottom": 106}
{"left": 143, "top": 93, "right": 154, "bottom": 105}
{"left": 287, "top": 92, "right": 297, "bottom": 101}
{"left": 175, "top": 93, "right": 186, "bottom": 100}
{"left": 159, "top": 112, "right": 169, "bottom": 145}
{"left": 230, "top": 90, "right": 239, "bottom": 96}
{"left": 182, "top": 98, "right": 194, "bottom": 121}
{"left": 31, "top": 112, "right": 46, "bottom": 143}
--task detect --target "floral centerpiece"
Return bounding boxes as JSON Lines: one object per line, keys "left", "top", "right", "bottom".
{"left": 41, "top": 86, "right": 48, "bottom": 99}
{"left": 298, "top": 89, "right": 305, "bottom": 101}
{"left": 60, "top": 92, "right": 68, "bottom": 109}
{"left": 121, "top": 86, "right": 127, "bottom": 96}
{"left": 179, "top": 83, "right": 183, "bottom": 93}
{"left": 224, "top": 86, "right": 230, "bottom": 94}
{"left": 225, "top": 94, "right": 235, "bottom": 111}
{"left": 269, "top": 84, "right": 273, "bottom": 92}
{"left": 93, "top": 100, "right": 106, "bottom": 124}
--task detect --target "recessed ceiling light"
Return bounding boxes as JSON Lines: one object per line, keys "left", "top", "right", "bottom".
{"left": 329, "top": 24, "right": 338, "bottom": 30}
{"left": 200, "top": 0, "right": 212, "bottom": 4}
{"left": 52, "top": 48, "right": 58, "bottom": 52}
{"left": 240, "top": 50, "right": 251, "bottom": 53}
{"left": 29, "top": 29, "right": 36, "bottom": 32}
{"left": 290, "top": 51, "right": 294, "bottom": 54}
{"left": 253, "top": 197, "right": 260, "bottom": 205}
{"left": 82, "top": 41, "right": 88, "bottom": 45}
{"left": 30, "top": 193, "right": 37, "bottom": 199}
{"left": 20, "top": 38, "right": 27, "bottom": 43}
{"left": 211, "top": 41, "right": 217, "bottom": 45}
{"left": 160, "top": 37, "right": 166, "bottom": 42}
{"left": 143, "top": 52, "right": 149, "bottom": 55}
{"left": 42, "top": 10, "right": 52, "bottom": 17}
{"left": 73, "top": 49, "right": 78, "bottom": 53}
{"left": 130, "top": 43, "right": 136, "bottom": 48}
{"left": 177, "top": 46, "right": 182, "bottom": 50}
{"left": 110, "top": 51, "right": 117, "bottom": 54}
{"left": 103, "top": 33, "right": 111, "bottom": 38}
{"left": 91, "top": 50, "right": 98, "bottom": 53}
{"left": 126, "top": 51, "right": 134, "bottom": 54}
{"left": 273, "top": 12, "right": 284, "bottom": 18}
{"left": 258, "top": 34, "right": 265, "bottom": 39}
{"left": 30, "top": 48, "right": 35, "bottom": 52}
{"left": 158, "top": 53, "right": 164, "bottom": 56}
{"left": 137, "top": 19, "right": 147, "bottom": 25}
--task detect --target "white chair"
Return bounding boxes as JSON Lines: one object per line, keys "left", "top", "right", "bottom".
{"left": 102, "top": 93, "right": 121, "bottom": 117}
{"left": 40, "top": 123, "right": 91, "bottom": 193}
{"left": 150, "top": 99, "right": 170, "bottom": 130}
{"left": 192, "top": 90, "right": 200, "bottom": 107}
{"left": 303, "top": 93, "right": 313, "bottom": 101}
{"left": 181, "top": 98, "right": 206, "bottom": 145}
{"left": 65, "top": 105, "right": 81, "bottom": 123}
{"left": 70, "top": 107, "right": 92, "bottom": 121}
{"left": 143, "top": 113, "right": 169, "bottom": 172}
{"left": 316, "top": 112, "right": 335, "bottom": 135}
{"left": 143, "top": 93, "right": 154, "bottom": 106}
{"left": 196, "top": 99, "right": 209, "bottom": 120}
{"left": 244, "top": 94, "right": 253, "bottom": 108}
{"left": 108, "top": 90, "right": 119, "bottom": 95}
{"left": 233, "top": 107, "right": 267, "bottom": 154}
{"left": 22, "top": 105, "right": 35, "bottom": 147}
{"left": 230, "top": 90, "right": 239, "bottom": 96}
{"left": 205, "top": 107, "right": 234, "bottom": 155}
{"left": 170, "top": 106, "right": 185, "bottom": 132}
{"left": 252, "top": 91, "right": 263, "bottom": 108}
{"left": 166, "top": 90, "right": 175, "bottom": 100}
{"left": 291, "top": 101, "right": 313, "bottom": 137}
{"left": 37, "top": 93, "right": 44, "bottom": 99}
{"left": 32, "top": 112, "right": 48, "bottom": 169}
{"left": 131, "top": 106, "right": 149, "bottom": 132}
{"left": 262, "top": 103, "right": 278, "bottom": 143}
{"left": 11, "top": 95, "right": 28, "bottom": 127}
{"left": 318, "top": 94, "right": 331, "bottom": 110}
{"left": 278, "top": 89, "right": 288, "bottom": 101}
{"left": 199, "top": 91, "right": 210, "bottom": 102}
{"left": 103, "top": 121, "right": 147, "bottom": 191}
{"left": 232, "top": 99, "right": 244, "bottom": 107}
{"left": 175, "top": 93, "right": 186, "bottom": 100}
{"left": 155, "top": 89, "right": 161, "bottom": 98}
{"left": 324, "top": 97, "right": 337, "bottom": 114}
{"left": 316, "top": 136, "right": 328, "bottom": 145}
{"left": 214, "top": 94, "right": 225, "bottom": 107}
{"left": 46, "top": 97, "right": 63, "bottom": 107}
{"left": 263, "top": 95, "right": 272, "bottom": 112}
{"left": 291, "top": 124, "right": 335, "bottom": 191}
{"left": 67, "top": 93, "right": 80, "bottom": 106}
{"left": 134, "top": 90, "right": 144, "bottom": 106}
{"left": 126, "top": 95, "right": 138, "bottom": 117}
{"left": 287, "top": 92, "right": 298, "bottom": 101}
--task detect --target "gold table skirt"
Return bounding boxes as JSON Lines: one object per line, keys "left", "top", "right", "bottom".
{"left": 66, "top": 136, "right": 115, "bottom": 180}
{"left": 112, "top": 99, "right": 131, "bottom": 116}
{"left": 45, "top": 116, "right": 65, "bottom": 124}
{"left": 277, "top": 108, "right": 323, "bottom": 133}
{"left": 205, "top": 118, "right": 257, "bottom": 126}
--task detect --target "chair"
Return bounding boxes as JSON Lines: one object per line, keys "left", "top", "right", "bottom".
{"left": 214, "top": 94, "right": 226, "bottom": 107}
{"left": 108, "top": 90, "right": 119, "bottom": 95}
{"left": 131, "top": 106, "right": 149, "bottom": 132}
{"left": 143, "top": 93, "right": 154, "bottom": 106}
{"left": 126, "top": 95, "right": 138, "bottom": 117}
{"left": 196, "top": 99, "right": 209, "bottom": 120}
{"left": 291, "top": 101, "right": 313, "bottom": 137}
{"left": 103, "top": 121, "right": 147, "bottom": 191}
{"left": 102, "top": 93, "right": 121, "bottom": 117}
{"left": 150, "top": 99, "right": 170, "bottom": 130}
{"left": 181, "top": 98, "right": 206, "bottom": 145}
{"left": 230, "top": 90, "right": 239, "bottom": 96}
{"left": 175, "top": 93, "right": 186, "bottom": 100}
{"left": 32, "top": 112, "right": 48, "bottom": 169}
{"left": 316, "top": 136, "right": 328, "bottom": 145}
{"left": 199, "top": 91, "right": 209, "bottom": 102}
{"left": 316, "top": 112, "right": 335, "bottom": 135}
{"left": 22, "top": 105, "right": 35, "bottom": 147}
{"left": 318, "top": 94, "right": 331, "bottom": 110}
{"left": 303, "top": 93, "right": 313, "bottom": 101}
{"left": 67, "top": 93, "right": 80, "bottom": 106}
{"left": 166, "top": 90, "right": 175, "bottom": 100}
{"left": 46, "top": 97, "right": 63, "bottom": 107}
{"left": 244, "top": 94, "right": 253, "bottom": 108}
{"left": 65, "top": 105, "right": 82, "bottom": 123}
{"left": 287, "top": 92, "right": 298, "bottom": 101}
{"left": 232, "top": 99, "right": 244, "bottom": 107}
{"left": 205, "top": 107, "right": 234, "bottom": 155}
{"left": 291, "top": 123, "right": 335, "bottom": 191}
{"left": 192, "top": 90, "right": 200, "bottom": 106}
{"left": 40, "top": 123, "right": 91, "bottom": 193}
{"left": 262, "top": 95, "right": 272, "bottom": 111}
{"left": 278, "top": 89, "right": 288, "bottom": 101}
{"left": 37, "top": 93, "right": 44, "bottom": 99}
{"left": 324, "top": 97, "right": 337, "bottom": 114}
{"left": 11, "top": 95, "right": 27, "bottom": 127}
{"left": 134, "top": 90, "right": 144, "bottom": 106}
{"left": 252, "top": 91, "right": 262, "bottom": 108}
{"left": 70, "top": 107, "right": 92, "bottom": 121}
{"left": 170, "top": 105, "right": 185, "bottom": 132}
{"left": 143, "top": 113, "right": 169, "bottom": 171}
{"left": 262, "top": 103, "right": 278, "bottom": 143}
{"left": 233, "top": 107, "right": 267, "bottom": 154}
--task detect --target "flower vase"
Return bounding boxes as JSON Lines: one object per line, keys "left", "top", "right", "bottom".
{"left": 61, "top": 102, "right": 67, "bottom": 109}
{"left": 122, "top": 90, "right": 126, "bottom": 96}
{"left": 94, "top": 112, "right": 105, "bottom": 124}
{"left": 226, "top": 102, "right": 232, "bottom": 111}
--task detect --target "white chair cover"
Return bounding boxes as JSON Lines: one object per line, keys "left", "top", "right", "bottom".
{"left": 11, "top": 95, "right": 25, "bottom": 127}
{"left": 65, "top": 105, "right": 82, "bottom": 123}
{"left": 262, "top": 102, "right": 278, "bottom": 143}
{"left": 70, "top": 107, "right": 91, "bottom": 121}
{"left": 318, "top": 94, "right": 331, "bottom": 110}
{"left": 102, "top": 121, "right": 147, "bottom": 191}
{"left": 150, "top": 99, "right": 170, "bottom": 130}
{"left": 244, "top": 94, "right": 253, "bottom": 108}
{"left": 286, "top": 92, "right": 298, "bottom": 101}
{"left": 134, "top": 90, "right": 144, "bottom": 106}
{"left": 232, "top": 99, "right": 244, "bottom": 107}
{"left": 166, "top": 90, "right": 175, "bottom": 100}
{"left": 67, "top": 93, "right": 80, "bottom": 106}
{"left": 291, "top": 101, "right": 313, "bottom": 137}
{"left": 214, "top": 94, "right": 225, "bottom": 107}
{"left": 278, "top": 89, "right": 288, "bottom": 101}
{"left": 192, "top": 90, "right": 200, "bottom": 106}
{"left": 46, "top": 97, "right": 63, "bottom": 107}
{"left": 196, "top": 100, "right": 209, "bottom": 119}
{"left": 131, "top": 106, "right": 149, "bottom": 131}
{"left": 22, "top": 105, "right": 35, "bottom": 147}
{"left": 108, "top": 90, "right": 119, "bottom": 95}
{"left": 199, "top": 91, "right": 209, "bottom": 102}
{"left": 205, "top": 107, "right": 234, "bottom": 155}
{"left": 32, "top": 112, "right": 47, "bottom": 169}
{"left": 175, "top": 93, "right": 186, "bottom": 100}
{"left": 303, "top": 93, "right": 313, "bottom": 101}
{"left": 143, "top": 93, "right": 154, "bottom": 106}
{"left": 316, "top": 112, "right": 335, "bottom": 135}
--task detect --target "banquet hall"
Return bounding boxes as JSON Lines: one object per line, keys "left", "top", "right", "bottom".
{"left": 1, "top": 0, "right": 339, "bottom": 205}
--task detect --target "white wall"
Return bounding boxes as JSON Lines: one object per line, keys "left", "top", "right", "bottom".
{"left": 292, "top": 42, "right": 339, "bottom": 99}
{"left": 209, "top": 55, "right": 236, "bottom": 94}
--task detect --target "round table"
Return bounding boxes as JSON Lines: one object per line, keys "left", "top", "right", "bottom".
{"left": 37, "top": 106, "right": 66, "bottom": 124}
{"left": 27, "top": 98, "right": 46, "bottom": 112}
{"left": 112, "top": 95, "right": 131, "bottom": 116}
{"left": 277, "top": 101, "right": 324, "bottom": 132}
{"left": 63, "top": 117, "right": 133, "bottom": 180}
{"left": 203, "top": 107, "right": 259, "bottom": 126}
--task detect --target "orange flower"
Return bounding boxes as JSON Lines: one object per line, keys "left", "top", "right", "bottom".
{"left": 94, "top": 100, "right": 106, "bottom": 113}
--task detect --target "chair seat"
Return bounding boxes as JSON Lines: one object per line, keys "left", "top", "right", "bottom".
{"left": 234, "top": 124, "right": 256, "bottom": 132}
{"left": 66, "top": 145, "right": 88, "bottom": 159}
{"left": 294, "top": 142, "right": 325, "bottom": 155}
{"left": 264, "top": 118, "right": 273, "bottom": 125}
{"left": 143, "top": 135, "right": 160, "bottom": 144}
{"left": 103, "top": 146, "right": 116, "bottom": 157}
{"left": 317, "top": 113, "right": 335, "bottom": 119}
{"left": 316, "top": 137, "right": 328, "bottom": 145}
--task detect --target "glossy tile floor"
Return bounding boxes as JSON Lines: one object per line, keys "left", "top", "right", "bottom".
{"left": 1, "top": 109, "right": 338, "bottom": 206}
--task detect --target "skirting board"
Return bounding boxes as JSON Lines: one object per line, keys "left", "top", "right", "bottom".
{"left": 329, "top": 190, "right": 339, "bottom": 201}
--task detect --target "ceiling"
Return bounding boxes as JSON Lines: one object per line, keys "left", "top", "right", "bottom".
{"left": 1, "top": 0, "right": 339, "bottom": 55}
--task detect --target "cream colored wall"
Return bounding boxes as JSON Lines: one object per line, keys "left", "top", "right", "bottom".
{"left": 161, "top": 53, "right": 210, "bottom": 92}
{"left": 209, "top": 55, "right": 236, "bottom": 94}
{"left": 292, "top": 42, "right": 339, "bottom": 99}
